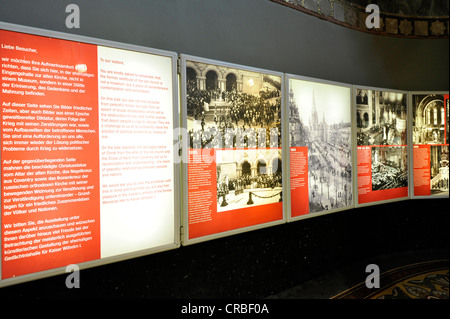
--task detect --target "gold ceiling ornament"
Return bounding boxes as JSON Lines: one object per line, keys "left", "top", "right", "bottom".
{"left": 399, "top": 19, "right": 413, "bottom": 36}
{"left": 430, "top": 20, "right": 446, "bottom": 36}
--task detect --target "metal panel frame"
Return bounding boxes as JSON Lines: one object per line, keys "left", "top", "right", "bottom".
{"left": 179, "top": 54, "right": 286, "bottom": 246}
{"left": 285, "top": 74, "right": 356, "bottom": 223}
{"left": 353, "top": 84, "right": 411, "bottom": 208}
{"left": 0, "top": 22, "right": 181, "bottom": 288}
{"left": 408, "top": 91, "right": 449, "bottom": 200}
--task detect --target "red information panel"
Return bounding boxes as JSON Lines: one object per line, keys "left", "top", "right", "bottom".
{"left": 1, "top": 28, "right": 176, "bottom": 282}
{"left": 355, "top": 88, "right": 409, "bottom": 205}
{"left": 289, "top": 147, "right": 309, "bottom": 217}
{"left": 411, "top": 93, "right": 449, "bottom": 197}
{"left": 188, "top": 148, "right": 283, "bottom": 239}
{"left": 288, "top": 77, "right": 353, "bottom": 218}
{"left": 183, "top": 58, "right": 284, "bottom": 242}
{"left": 1, "top": 30, "right": 100, "bottom": 278}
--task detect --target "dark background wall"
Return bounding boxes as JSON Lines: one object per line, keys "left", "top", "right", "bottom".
{"left": 0, "top": 0, "right": 448, "bottom": 90}
{"left": 0, "top": 0, "right": 448, "bottom": 299}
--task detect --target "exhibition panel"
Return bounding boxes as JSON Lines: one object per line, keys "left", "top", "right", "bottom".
{"left": 180, "top": 55, "right": 286, "bottom": 245}
{"left": 286, "top": 75, "right": 355, "bottom": 222}
{"left": 409, "top": 92, "right": 449, "bottom": 199}
{"left": 354, "top": 86, "right": 410, "bottom": 207}
{"left": 0, "top": 23, "right": 180, "bottom": 287}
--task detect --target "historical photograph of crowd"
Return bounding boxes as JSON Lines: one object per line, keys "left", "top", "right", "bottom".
{"left": 430, "top": 145, "right": 449, "bottom": 195}
{"left": 289, "top": 79, "right": 353, "bottom": 213}
{"left": 185, "top": 61, "right": 282, "bottom": 150}
{"left": 412, "top": 94, "right": 447, "bottom": 145}
{"left": 215, "top": 149, "right": 283, "bottom": 212}
{"left": 371, "top": 146, "right": 408, "bottom": 191}
{"left": 356, "top": 89, "right": 408, "bottom": 146}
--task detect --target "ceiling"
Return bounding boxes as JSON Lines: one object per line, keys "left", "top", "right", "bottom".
{"left": 347, "top": 0, "right": 449, "bottom": 17}
{"left": 272, "top": 0, "right": 449, "bottom": 38}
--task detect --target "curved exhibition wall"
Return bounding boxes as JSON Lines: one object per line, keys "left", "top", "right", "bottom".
{"left": 0, "top": 0, "right": 448, "bottom": 298}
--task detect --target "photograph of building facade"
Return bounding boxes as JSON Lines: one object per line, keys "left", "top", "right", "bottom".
{"left": 289, "top": 79, "right": 353, "bottom": 213}
{"left": 216, "top": 149, "right": 282, "bottom": 212}
{"left": 185, "top": 61, "right": 282, "bottom": 150}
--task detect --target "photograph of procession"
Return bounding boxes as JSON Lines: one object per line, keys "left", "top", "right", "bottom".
{"left": 288, "top": 78, "right": 353, "bottom": 213}
{"left": 185, "top": 60, "right": 282, "bottom": 150}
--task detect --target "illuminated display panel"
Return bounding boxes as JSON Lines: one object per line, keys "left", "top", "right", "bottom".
{"left": 410, "top": 92, "right": 449, "bottom": 199}
{"left": 354, "top": 86, "right": 410, "bottom": 206}
{"left": 180, "top": 55, "right": 286, "bottom": 245}
{"left": 0, "top": 23, "right": 179, "bottom": 286}
{"left": 287, "top": 75, "right": 354, "bottom": 221}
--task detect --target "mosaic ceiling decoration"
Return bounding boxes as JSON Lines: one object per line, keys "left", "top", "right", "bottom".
{"left": 271, "top": 0, "right": 449, "bottom": 38}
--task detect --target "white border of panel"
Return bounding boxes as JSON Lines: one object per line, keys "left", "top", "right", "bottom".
{"left": 285, "top": 74, "right": 356, "bottom": 223}
{"left": 179, "top": 54, "right": 286, "bottom": 246}
{"left": 408, "top": 91, "right": 449, "bottom": 200}
{"left": 0, "top": 22, "right": 181, "bottom": 288}
{"left": 353, "top": 84, "right": 411, "bottom": 208}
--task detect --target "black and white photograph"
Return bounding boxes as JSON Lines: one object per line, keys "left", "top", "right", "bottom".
{"left": 371, "top": 146, "right": 408, "bottom": 191}
{"left": 216, "top": 149, "right": 282, "bottom": 212}
{"left": 289, "top": 78, "right": 353, "bottom": 213}
{"left": 430, "top": 145, "right": 449, "bottom": 195}
{"left": 185, "top": 60, "right": 282, "bottom": 150}
{"left": 412, "top": 94, "right": 446, "bottom": 145}
{"left": 447, "top": 96, "right": 449, "bottom": 144}
{"left": 356, "top": 89, "right": 407, "bottom": 146}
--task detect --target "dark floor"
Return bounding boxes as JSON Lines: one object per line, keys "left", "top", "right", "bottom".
{"left": 0, "top": 199, "right": 448, "bottom": 302}
{"left": 267, "top": 248, "right": 449, "bottom": 299}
